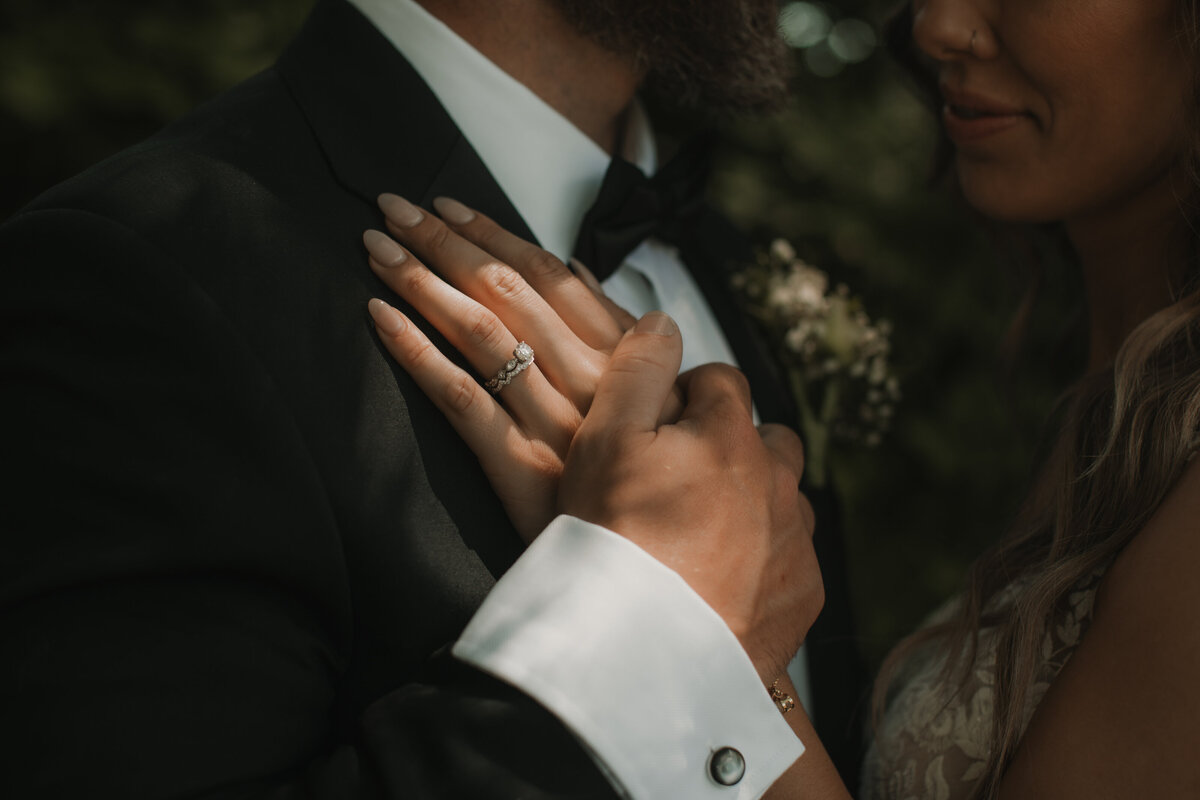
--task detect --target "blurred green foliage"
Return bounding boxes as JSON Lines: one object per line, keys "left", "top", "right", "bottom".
{"left": 0, "top": 0, "right": 312, "bottom": 214}
{"left": 0, "top": 0, "right": 1081, "bottom": 669}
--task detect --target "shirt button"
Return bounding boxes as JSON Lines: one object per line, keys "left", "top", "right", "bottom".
{"left": 709, "top": 747, "right": 746, "bottom": 786}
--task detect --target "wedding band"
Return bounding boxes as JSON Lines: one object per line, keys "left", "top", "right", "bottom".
{"left": 484, "top": 342, "right": 535, "bottom": 394}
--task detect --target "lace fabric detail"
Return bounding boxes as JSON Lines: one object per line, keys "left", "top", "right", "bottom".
{"left": 861, "top": 568, "right": 1104, "bottom": 800}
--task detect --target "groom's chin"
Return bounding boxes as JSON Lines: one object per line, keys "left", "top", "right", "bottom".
{"left": 556, "top": 0, "right": 794, "bottom": 117}
{"left": 643, "top": 51, "right": 793, "bottom": 118}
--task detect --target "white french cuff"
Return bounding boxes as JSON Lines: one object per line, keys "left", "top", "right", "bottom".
{"left": 453, "top": 515, "right": 805, "bottom": 799}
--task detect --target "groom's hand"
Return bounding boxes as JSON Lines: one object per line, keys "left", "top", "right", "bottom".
{"left": 558, "top": 312, "right": 823, "bottom": 682}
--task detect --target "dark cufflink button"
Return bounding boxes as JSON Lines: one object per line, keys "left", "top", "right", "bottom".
{"left": 709, "top": 747, "right": 746, "bottom": 786}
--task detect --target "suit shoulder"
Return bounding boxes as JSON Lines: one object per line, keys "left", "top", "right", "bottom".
{"left": 12, "top": 67, "right": 327, "bottom": 235}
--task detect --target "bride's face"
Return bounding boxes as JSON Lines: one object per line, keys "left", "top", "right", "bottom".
{"left": 912, "top": 0, "right": 1193, "bottom": 226}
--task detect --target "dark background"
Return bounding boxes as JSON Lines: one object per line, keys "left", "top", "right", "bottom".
{"left": 0, "top": 0, "right": 1081, "bottom": 668}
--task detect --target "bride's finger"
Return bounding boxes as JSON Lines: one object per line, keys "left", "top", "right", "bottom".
{"left": 367, "top": 297, "right": 511, "bottom": 446}
{"left": 373, "top": 199, "right": 603, "bottom": 406}
{"left": 429, "top": 196, "right": 626, "bottom": 350}
{"left": 367, "top": 298, "right": 560, "bottom": 540}
{"left": 365, "top": 233, "right": 582, "bottom": 446}
{"left": 569, "top": 257, "right": 637, "bottom": 332}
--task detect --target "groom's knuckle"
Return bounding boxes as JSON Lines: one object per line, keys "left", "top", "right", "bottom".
{"left": 771, "top": 461, "right": 800, "bottom": 501}
{"left": 796, "top": 492, "right": 816, "bottom": 537}
{"left": 769, "top": 428, "right": 805, "bottom": 478}
{"left": 701, "top": 365, "right": 752, "bottom": 408}
{"left": 710, "top": 364, "right": 750, "bottom": 394}
{"left": 721, "top": 415, "right": 758, "bottom": 453}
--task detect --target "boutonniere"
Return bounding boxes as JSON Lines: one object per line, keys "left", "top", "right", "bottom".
{"left": 732, "top": 239, "right": 901, "bottom": 487}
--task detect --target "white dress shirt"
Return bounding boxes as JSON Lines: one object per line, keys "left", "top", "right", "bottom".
{"left": 347, "top": 1, "right": 807, "bottom": 796}
{"left": 346, "top": 0, "right": 739, "bottom": 375}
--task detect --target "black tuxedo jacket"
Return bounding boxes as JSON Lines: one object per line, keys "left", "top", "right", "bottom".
{"left": 0, "top": 1, "right": 864, "bottom": 796}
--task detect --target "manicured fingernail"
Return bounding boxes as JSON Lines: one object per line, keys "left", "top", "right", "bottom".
{"left": 433, "top": 197, "right": 477, "bottom": 225}
{"left": 378, "top": 193, "right": 424, "bottom": 227}
{"left": 636, "top": 311, "right": 677, "bottom": 336}
{"left": 368, "top": 298, "right": 406, "bottom": 334}
{"left": 363, "top": 229, "right": 408, "bottom": 266}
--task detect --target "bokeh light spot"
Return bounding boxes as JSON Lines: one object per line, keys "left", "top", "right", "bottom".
{"left": 779, "top": 2, "right": 831, "bottom": 49}
{"left": 828, "top": 19, "right": 878, "bottom": 64}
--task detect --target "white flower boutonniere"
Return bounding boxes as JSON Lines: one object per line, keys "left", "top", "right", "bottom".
{"left": 733, "top": 239, "right": 901, "bottom": 487}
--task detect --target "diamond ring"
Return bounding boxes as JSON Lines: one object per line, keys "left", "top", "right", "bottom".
{"left": 484, "top": 342, "right": 535, "bottom": 394}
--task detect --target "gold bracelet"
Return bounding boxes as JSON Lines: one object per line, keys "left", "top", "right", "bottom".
{"left": 769, "top": 679, "right": 796, "bottom": 714}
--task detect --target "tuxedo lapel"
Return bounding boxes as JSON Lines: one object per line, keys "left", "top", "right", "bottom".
{"left": 277, "top": 0, "right": 455, "bottom": 208}
{"left": 419, "top": 138, "right": 536, "bottom": 241}
{"left": 277, "top": 0, "right": 535, "bottom": 242}
{"left": 276, "top": 0, "right": 541, "bottom": 583}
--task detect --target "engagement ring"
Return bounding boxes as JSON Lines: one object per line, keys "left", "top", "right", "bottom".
{"left": 484, "top": 342, "right": 535, "bottom": 394}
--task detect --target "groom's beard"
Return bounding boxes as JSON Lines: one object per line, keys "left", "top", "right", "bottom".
{"left": 557, "top": 0, "right": 792, "bottom": 115}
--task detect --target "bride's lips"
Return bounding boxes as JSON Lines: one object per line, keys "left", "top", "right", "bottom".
{"left": 940, "top": 87, "right": 1034, "bottom": 144}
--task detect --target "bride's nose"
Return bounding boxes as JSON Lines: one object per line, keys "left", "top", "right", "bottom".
{"left": 912, "top": 0, "right": 998, "bottom": 61}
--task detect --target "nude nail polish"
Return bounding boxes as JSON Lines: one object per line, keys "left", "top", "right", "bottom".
{"left": 368, "top": 298, "right": 406, "bottom": 334}
{"left": 378, "top": 193, "right": 424, "bottom": 227}
{"left": 432, "top": 197, "right": 476, "bottom": 225}
{"left": 363, "top": 229, "right": 408, "bottom": 266}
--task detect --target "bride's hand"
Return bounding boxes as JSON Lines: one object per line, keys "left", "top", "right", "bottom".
{"left": 365, "top": 195, "right": 823, "bottom": 678}
{"left": 363, "top": 194, "right": 669, "bottom": 540}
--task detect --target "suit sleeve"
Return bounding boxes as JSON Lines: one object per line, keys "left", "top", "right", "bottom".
{"left": 0, "top": 208, "right": 618, "bottom": 800}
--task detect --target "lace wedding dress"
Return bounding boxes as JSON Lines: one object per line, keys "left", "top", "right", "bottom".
{"left": 860, "top": 568, "right": 1105, "bottom": 800}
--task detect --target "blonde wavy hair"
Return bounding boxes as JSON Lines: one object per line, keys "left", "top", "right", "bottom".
{"left": 877, "top": 3, "right": 1200, "bottom": 798}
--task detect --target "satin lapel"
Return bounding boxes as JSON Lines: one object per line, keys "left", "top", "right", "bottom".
{"left": 276, "top": 0, "right": 535, "bottom": 242}
{"left": 418, "top": 140, "right": 535, "bottom": 241}
{"left": 275, "top": 0, "right": 539, "bottom": 577}
{"left": 673, "top": 207, "right": 797, "bottom": 428}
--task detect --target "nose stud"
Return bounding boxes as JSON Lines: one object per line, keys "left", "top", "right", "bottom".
{"left": 938, "top": 27, "right": 982, "bottom": 59}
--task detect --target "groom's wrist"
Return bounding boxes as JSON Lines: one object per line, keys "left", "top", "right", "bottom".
{"left": 454, "top": 515, "right": 804, "bottom": 799}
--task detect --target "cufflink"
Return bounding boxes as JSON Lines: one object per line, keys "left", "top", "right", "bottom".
{"left": 709, "top": 747, "right": 746, "bottom": 786}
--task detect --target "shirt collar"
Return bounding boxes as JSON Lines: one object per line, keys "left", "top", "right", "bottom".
{"left": 346, "top": 0, "right": 657, "bottom": 261}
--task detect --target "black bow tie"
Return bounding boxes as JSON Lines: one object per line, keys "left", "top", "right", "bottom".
{"left": 571, "top": 134, "right": 713, "bottom": 282}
